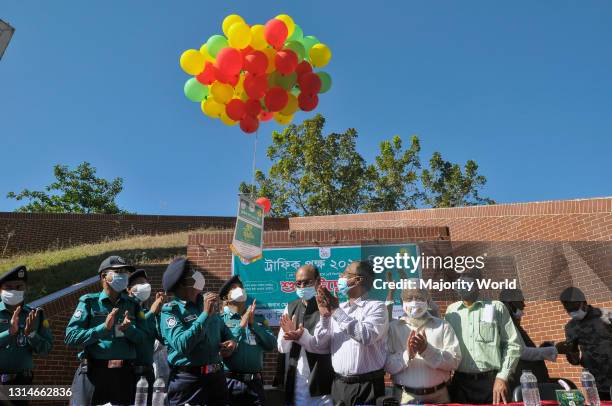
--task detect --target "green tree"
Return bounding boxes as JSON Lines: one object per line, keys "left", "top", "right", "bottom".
{"left": 240, "top": 114, "right": 370, "bottom": 217}
{"left": 7, "top": 162, "right": 128, "bottom": 214}
{"left": 366, "top": 135, "right": 422, "bottom": 212}
{"left": 421, "top": 152, "right": 495, "bottom": 208}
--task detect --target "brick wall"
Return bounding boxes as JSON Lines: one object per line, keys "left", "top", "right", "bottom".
{"left": 0, "top": 212, "right": 289, "bottom": 257}
{"left": 288, "top": 197, "right": 612, "bottom": 388}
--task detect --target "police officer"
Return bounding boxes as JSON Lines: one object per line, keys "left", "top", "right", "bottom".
{"left": 159, "top": 257, "right": 237, "bottom": 406}
{"left": 0, "top": 265, "right": 53, "bottom": 406}
{"left": 128, "top": 269, "right": 166, "bottom": 406}
{"left": 65, "top": 256, "right": 145, "bottom": 406}
{"left": 556, "top": 287, "right": 612, "bottom": 401}
{"left": 219, "top": 275, "right": 276, "bottom": 406}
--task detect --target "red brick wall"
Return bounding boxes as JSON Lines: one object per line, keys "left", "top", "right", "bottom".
{"left": 288, "top": 197, "right": 612, "bottom": 388}
{"left": 0, "top": 212, "right": 288, "bottom": 257}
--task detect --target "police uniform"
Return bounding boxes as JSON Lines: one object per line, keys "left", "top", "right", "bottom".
{"left": 65, "top": 256, "right": 145, "bottom": 406}
{"left": 130, "top": 269, "right": 160, "bottom": 406}
{"left": 219, "top": 276, "right": 276, "bottom": 406}
{"left": 159, "top": 257, "right": 235, "bottom": 406}
{"left": 0, "top": 266, "right": 53, "bottom": 406}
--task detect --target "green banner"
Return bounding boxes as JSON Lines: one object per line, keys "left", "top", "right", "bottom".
{"left": 233, "top": 243, "right": 420, "bottom": 325}
{"left": 230, "top": 195, "right": 265, "bottom": 263}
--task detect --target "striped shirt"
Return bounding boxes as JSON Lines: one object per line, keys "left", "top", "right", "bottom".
{"left": 311, "top": 295, "right": 388, "bottom": 376}
{"left": 444, "top": 300, "right": 522, "bottom": 381}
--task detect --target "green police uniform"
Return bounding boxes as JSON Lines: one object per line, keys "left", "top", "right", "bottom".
{"left": 160, "top": 297, "right": 234, "bottom": 366}
{"left": 221, "top": 309, "right": 275, "bottom": 373}
{"left": 65, "top": 290, "right": 145, "bottom": 359}
{"left": 0, "top": 302, "right": 53, "bottom": 373}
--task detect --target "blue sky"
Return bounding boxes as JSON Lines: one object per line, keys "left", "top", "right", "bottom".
{"left": 1, "top": 1, "right": 611, "bottom": 216}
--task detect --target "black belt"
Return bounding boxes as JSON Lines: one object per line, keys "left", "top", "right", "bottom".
{"left": 0, "top": 371, "right": 32, "bottom": 383}
{"left": 173, "top": 363, "right": 223, "bottom": 375}
{"left": 334, "top": 369, "right": 385, "bottom": 384}
{"left": 87, "top": 359, "right": 134, "bottom": 369}
{"left": 453, "top": 370, "right": 498, "bottom": 381}
{"left": 396, "top": 381, "right": 448, "bottom": 396}
{"left": 225, "top": 371, "right": 262, "bottom": 382}
{"left": 134, "top": 365, "right": 154, "bottom": 375}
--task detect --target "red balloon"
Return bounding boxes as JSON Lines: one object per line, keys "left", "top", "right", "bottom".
{"left": 244, "top": 73, "right": 268, "bottom": 99}
{"left": 196, "top": 62, "right": 216, "bottom": 85}
{"left": 240, "top": 46, "right": 254, "bottom": 58}
{"left": 215, "top": 47, "right": 242, "bottom": 76}
{"left": 256, "top": 197, "right": 271, "bottom": 214}
{"left": 243, "top": 51, "right": 268, "bottom": 76}
{"left": 215, "top": 68, "right": 240, "bottom": 86}
{"left": 259, "top": 110, "right": 274, "bottom": 122}
{"left": 295, "top": 60, "right": 313, "bottom": 78}
{"left": 298, "top": 92, "right": 319, "bottom": 112}
{"left": 244, "top": 99, "right": 262, "bottom": 117}
{"left": 298, "top": 72, "right": 322, "bottom": 94}
{"left": 264, "top": 87, "right": 289, "bottom": 112}
{"left": 240, "top": 115, "right": 260, "bottom": 134}
{"left": 275, "top": 49, "right": 298, "bottom": 75}
{"left": 226, "top": 99, "right": 246, "bottom": 121}
{"left": 264, "top": 19, "right": 288, "bottom": 50}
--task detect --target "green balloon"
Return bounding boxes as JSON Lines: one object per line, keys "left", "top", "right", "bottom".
{"left": 184, "top": 78, "right": 208, "bottom": 102}
{"left": 277, "top": 72, "right": 297, "bottom": 90}
{"left": 287, "top": 24, "right": 304, "bottom": 42}
{"left": 206, "top": 34, "right": 228, "bottom": 57}
{"left": 300, "top": 35, "right": 320, "bottom": 57}
{"left": 284, "top": 41, "right": 306, "bottom": 62}
{"left": 317, "top": 72, "right": 332, "bottom": 93}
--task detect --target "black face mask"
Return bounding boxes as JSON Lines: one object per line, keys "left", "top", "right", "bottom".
{"left": 456, "top": 277, "right": 479, "bottom": 302}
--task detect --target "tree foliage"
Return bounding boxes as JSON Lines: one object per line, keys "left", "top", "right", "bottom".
{"left": 241, "top": 114, "right": 494, "bottom": 217}
{"left": 7, "top": 162, "right": 128, "bottom": 214}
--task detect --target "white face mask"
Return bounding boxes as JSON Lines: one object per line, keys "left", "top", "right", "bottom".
{"left": 191, "top": 271, "right": 206, "bottom": 291}
{"left": 1, "top": 290, "right": 25, "bottom": 306}
{"left": 570, "top": 308, "right": 587, "bottom": 321}
{"left": 229, "top": 287, "right": 247, "bottom": 302}
{"left": 131, "top": 283, "right": 152, "bottom": 302}
{"left": 403, "top": 300, "right": 428, "bottom": 319}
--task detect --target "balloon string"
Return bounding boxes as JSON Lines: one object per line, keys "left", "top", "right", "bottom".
{"left": 251, "top": 128, "right": 258, "bottom": 198}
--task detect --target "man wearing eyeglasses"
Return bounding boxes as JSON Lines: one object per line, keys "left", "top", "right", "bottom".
{"left": 275, "top": 264, "right": 334, "bottom": 406}
{"left": 307, "top": 261, "right": 389, "bottom": 406}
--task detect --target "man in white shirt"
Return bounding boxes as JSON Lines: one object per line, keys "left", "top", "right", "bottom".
{"left": 385, "top": 286, "right": 461, "bottom": 404}
{"left": 276, "top": 265, "right": 333, "bottom": 406}
{"left": 310, "top": 261, "right": 389, "bottom": 406}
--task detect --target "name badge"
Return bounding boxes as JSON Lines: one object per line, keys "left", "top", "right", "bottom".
{"left": 183, "top": 314, "right": 197, "bottom": 323}
{"left": 0, "top": 319, "right": 8, "bottom": 324}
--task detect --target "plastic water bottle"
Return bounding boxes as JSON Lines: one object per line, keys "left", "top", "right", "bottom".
{"left": 134, "top": 376, "right": 149, "bottom": 406}
{"left": 521, "top": 370, "right": 541, "bottom": 406}
{"left": 152, "top": 377, "right": 166, "bottom": 406}
{"left": 581, "top": 369, "right": 600, "bottom": 406}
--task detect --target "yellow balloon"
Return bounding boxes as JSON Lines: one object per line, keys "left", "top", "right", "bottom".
{"left": 228, "top": 22, "right": 252, "bottom": 50}
{"left": 234, "top": 74, "right": 246, "bottom": 96}
{"left": 199, "top": 44, "right": 216, "bottom": 63}
{"left": 280, "top": 93, "right": 298, "bottom": 116}
{"left": 211, "top": 82, "right": 233, "bottom": 104}
{"left": 222, "top": 14, "right": 245, "bottom": 36}
{"left": 275, "top": 14, "right": 295, "bottom": 36}
{"left": 250, "top": 25, "right": 267, "bottom": 50}
{"left": 220, "top": 112, "right": 237, "bottom": 126}
{"left": 202, "top": 98, "right": 224, "bottom": 118}
{"left": 274, "top": 112, "right": 294, "bottom": 125}
{"left": 263, "top": 48, "right": 277, "bottom": 74}
{"left": 309, "top": 43, "right": 332, "bottom": 68}
{"left": 180, "top": 49, "right": 205, "bottom": 75}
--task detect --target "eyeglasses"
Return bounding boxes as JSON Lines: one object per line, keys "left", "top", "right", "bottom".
{"left": 295, "top": 279, "right": 315, "bottom": 288}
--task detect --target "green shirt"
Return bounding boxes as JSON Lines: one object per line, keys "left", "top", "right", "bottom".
{"left": 221, "top": 308, "right": 276, "bottom": 373}
{"left": 134, "top": 307, "right": 160, "bottom": 366}
{"left": 64, "top": 290, "right": 145, "bottom": 360}
{"left": 160, "top": 296, "right": 234, "bottom": 367}
{"left": 0, "top": 302, "right": 53, "bottom": 373}
{"left": 445, "top": 299, "right": 522, "bottom": 381}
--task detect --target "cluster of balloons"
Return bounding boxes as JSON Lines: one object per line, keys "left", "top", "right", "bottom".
{"left": 255, "top": 197, "right": 271, "bottom": 214}
{"left": 180, "top": 14, "right": 332, "bottom": 133}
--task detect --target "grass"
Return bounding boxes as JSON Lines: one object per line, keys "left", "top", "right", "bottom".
{"left": 0, "top": 231, "right": 199, "bottom": 302}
